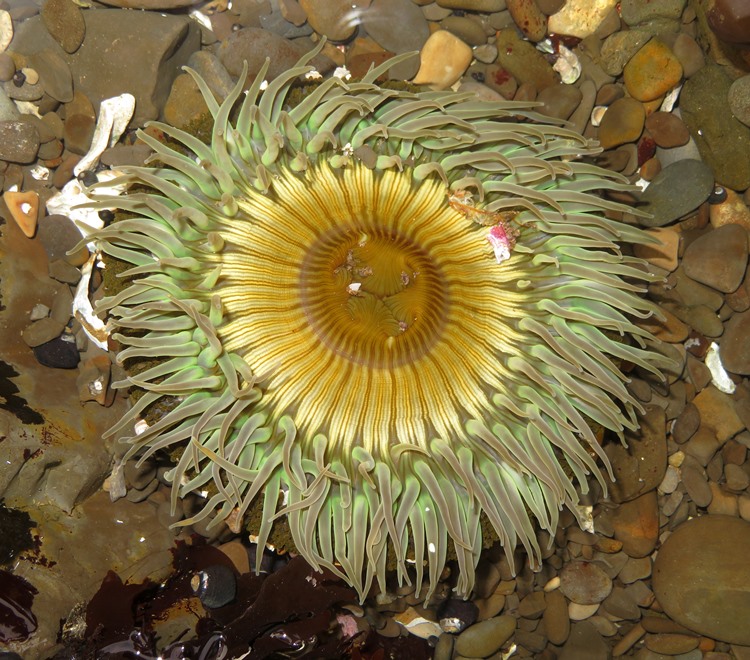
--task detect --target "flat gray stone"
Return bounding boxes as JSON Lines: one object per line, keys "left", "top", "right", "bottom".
{"left": 637, "top": 159, "right": 714, "bottom": 227}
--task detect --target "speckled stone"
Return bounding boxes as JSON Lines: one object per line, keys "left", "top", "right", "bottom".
{"left": 559, "top": 561, "right": 613, "bottom": 605}
{"left": 41, "top": 0, "right": 85, "bottom": 53}
{"left": 623, "top": 39, "right": 683, "bottom": 102}
{"left": 653, "top": 515, "right": 750, "bottom": 644}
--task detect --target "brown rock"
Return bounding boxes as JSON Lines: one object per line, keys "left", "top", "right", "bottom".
{"left": 693, "top": 385, "right": 745, "bottom": 443}
{"left": 611, "top": 490, "right": 659, "bottom": 558}
{"left": 412, "top": 30, "right": 473, "bottom": 89}
{"left": 543, "top": 589, "right": 570, "bottom": 645}
{"left": 623, "top": 39, "right": 683, "bottom": 102}
{"left": 653, "top": 515, "right": 750, "bottom": 644}
{"left": 559, "top": 561, "right": 613, "bottom": 605}
{"left": 506, "top": 0, "right": 547, "bottom": 41}
{"left": 721, "top": 310, "right": 750, "bottom": 375}
{"left": 163, "top": 73, "right": 209, "bottom": 129}
{"left": 709, "top": 189, "right": 750, "bottom": 231}
{"left": 645, "top": 112, "right": 690, "bottom": 148}
{"left": 495, "top": 28, "right": 558, "bottom": 91}
{"left": 598, "top": 97, "right": 645, "bottom": 149}
{"left": 41, "top": 0, "right": 86, "bottom": 54}
{"left": 682, "top": 224, "right": 749, "bottom": 293}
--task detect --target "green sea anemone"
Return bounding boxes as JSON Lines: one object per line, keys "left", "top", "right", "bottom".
{"left": 90, "top": 46, "right": 667, "bottom": 602}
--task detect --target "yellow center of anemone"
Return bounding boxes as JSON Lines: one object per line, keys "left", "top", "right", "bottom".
{"left": 216, "top": 162, "right": 526, "bottom": 457}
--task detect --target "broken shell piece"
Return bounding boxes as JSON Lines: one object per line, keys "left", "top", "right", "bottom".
{"left": 706, "top": 341, "right": 736, "bottom": 394}
{"left": 74, "top": 93, "right": 136, "bottom": 176}
{"left": 4, "top": 189, "right": 40, "bottom": 237}
{"left": 590, "top": 105, "right": 607, "bottom": 127}
{"left": 553, "top": 44, "right": 581, "bottom": 85}
{"left": 72, "top": 254, "right": 109, "bottom": 350}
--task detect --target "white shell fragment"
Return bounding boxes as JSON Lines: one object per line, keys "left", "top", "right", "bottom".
{"left": 73, "top": 255, "right": 109, "bottom": 350}
{"left": 553, "top": 45, "right": 581, "bottom": 85}
{"left": 30, "top": 165, "right": 50, "bottom": 181}
{"left": 0, "top": 10, "right": 12, "bottom": 53}
{"left": 46, "top": 170, "right": 127, "bottom": 236}
{"left": 74, "top": 93, "right": 136, "bottom": 176}
{"left": 705, "top": 341, "right": 736, "bottom": 394}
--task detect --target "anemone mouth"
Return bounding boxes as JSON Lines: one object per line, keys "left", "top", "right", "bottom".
{"left": 87, "top": 48, "right": 672, "bottom": 603}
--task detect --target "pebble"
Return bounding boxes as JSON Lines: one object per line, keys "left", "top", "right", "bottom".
{"left": 436, "top": 0, "right": 506, "bottom": 10}
{"left": 633, "top": 227, "right": 679, "bottom": 271}
{"left": 638, "top": 159, "right": 715, "bottom": 227}
{"left": 682, "top": 464, "right": 713, "bottom": 506}
{"left": 536, "top": 84, "right": 582, "bottom": 121}
{"left": 506, "top": 0, "right": 547, "bottom": 41}
{"left": 495, "top": 28, "right": 558, "bottom": 90}
{"left": 0, "top": 9, "right": 12, "bottom": 52}
{"left": 0, "top": 119, "right": 40, "bottom": 163}
{"left": 645, "top": 632, "right": 700, "bottom": 655}
{"left": 681, "top": 65, "right": 750, "bottom": 191}
{"left": 620, "top": 0, "right": 686, "bottom": 31}
{"left": 611, "top": 490, "right": 659, "bottom": 558}
{"left": 29, "top": 48, "right": 74, "bottom": 103}
{"left": 722, "top": 310, "right": 750, "bottom": 375}
{"left": 619, "top": 556, "right": 652, "bottom": 584}
{"left": 22, "top": 317, "right": 66, "bottom": 347}
{"left": 729, "top": 75, "right": 750, "bottom": 128}
{"left": 710, "top": 188, "right": 750, "bottom": 231}
{"left": 605, "top": 406, "right": 667, "bottom": 502}
{"left": 600, "top": 30, "right": 651, "bottom": 76}
{"left": 32, "top": 333, "right": 80, "bottom": 369}
{"left": 559, "top": 620, "right": 609, "bottom": 659}
{"left": 623, "top": 39, "right": 683, "bottom": 102}
{"left": 298, "top": 0, "right": 358, "bottom": 42}
{"left": 682, "top": 224, "right": 748, "bottom": 294}
{"left": 559, "top": 561, "right": 612, "bottom": 605}
{"left": 706, "top": 0, "right": 750, "bottom": 44}
{"left": 546, "top": 0, "right": 617, "bottom": 38}
{"left": 163, "top": 73, "right": 209, "bottom": 129}
{"left": 0, "top": 52, "right": 15, "bottom": 82}
{"left": 598, "top": 97, "right": 645, "bottom": 150}
{"left": 542, "top": 589, "right": 569, "bottom": 644}
{"left": 653, "top": 515, "right": 750, "bottom": 644}
{"left": 440, "top": 16, "right": 487, "bottom": 47}
{"left": 645, "top": 111, "right": 690, "bottom": 148}
{"left": 412, "top": 30, "right": 473, "bottom": 90}
{"left": 671, "top": 32, "right": 704, "bottom": 78}
{"left": 40, "top": 0, "right": 85, "bottom": 54}
{"left": 602, "top": 585, "right": 640, "bottom": 620}
{"left": 693, "top": 386, "right": 745, "bottom": 443}
{"left": 454, "top": 615, "right": 516, "bottom": 657}
{"left": 672, "top": 402, "right": 700, "bottom": 444}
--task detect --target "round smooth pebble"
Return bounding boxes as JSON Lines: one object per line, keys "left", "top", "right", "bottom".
{"left": 645, "top": 111, "right": 690, "bottom": 148}
{"left": 653, "top": 515, "right": 750, "bottom": 645}
{"left": 637, "top": 159, "right": 715, "bottom": 227}
{"left": 454, "top": 615, "right": 516, "bottom": 657}
{"left": 729, "top": 75, "right": 750, "bottom": 128}
{"left": 598, "top": 97, "right": 645, "bottom": 149}
{"left": 412, "top": 30, "right": 473, "bottom": 90}
{"left": 0, "top": 52, "right": 15, "bottom": 82}
{"left": 682, "top": 223, "right": 748, "bottom": 293}
{"left": 299, "top": 0, "right": 358, "bottom": 42}
{"left": 623, "top": 39, "right": 683, "bottom": 102}
{"left": 721, "top": 310, "right": 750, "bottom": 375}
{"left": 41, "top": 0, "right": 86, "bottom": 54}
{"left": 559, "top": 561, "right": 612, "bottom": 605}
{"left": 543, "top": 590, "right": 570, "bottom": 645}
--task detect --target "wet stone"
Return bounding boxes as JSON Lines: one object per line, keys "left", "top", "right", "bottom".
{"left": 559, "top": 621, "right": 609, "bottom": 660}
{"left": 454, "top": 615, "right": 516, "bottom": 657}
{"left": 729, "top": 75, "right": 750, "bottom": 128}
{"left": 41, "top": 0, "right": 85, "bottom": 52}
{"left": 623, "top": 39, "right": 683, "bottom": 102}
{"left": 645, "top": 632, "right": 700, "bottom": 654}
{"left": 645, "top": 111, "right": 690, "bottom": 148}
{"left": 0, "top": 119, "right": 40, "bottom": 163}
{"left": 598, "top": 97, "right": 645, "bottom": 150}
{"left": 637, "top": 159, "right": 715, "bottom": 227}
{"left": 653, "top": 515, "right": 750, "bottom": 644}
{"left": 672, "top": 402, "right": 700, "bottom": 444}
{"left": 602, "top": 585, "right": 641, "bottom": 620}
{"left": 681, "top": 65, "right": 750, "bottom": 191}
{"left": 682, "top": 224, "right": 748, "bottom": 293}
{"left": 32, "top": 333, "right": 80, "bottom": 369}
{"left": 559, "top": 561, "right": 612, "bottom": 605}
{"left": 722, "top": 310, "right": 750, "bottom": 375}
{"left": 611, "top": 490, "right": 659, "bottom": 558}
{"left": 681, "top": 464, "right": 713, "bottom": 507}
